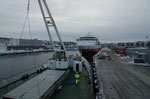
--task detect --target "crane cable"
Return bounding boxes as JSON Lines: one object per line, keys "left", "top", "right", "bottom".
{"left": 6, "top": 0, "right": 41, "bottom": 97}
{"left": 24, "top": 0, "right": 41, "bottom": 97}
{"left": 20, "top": 0, "right": 31, "bottom": 39}
{"left": 5, "top": 0, "right": 31, "bottom": 94}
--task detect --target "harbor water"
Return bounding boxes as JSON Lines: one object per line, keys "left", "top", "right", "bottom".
{"left": 0, "top": 51, "right": 54, "bottom": 88}
{"left": 0, "top": 50, "right": 80, "bottom": 88}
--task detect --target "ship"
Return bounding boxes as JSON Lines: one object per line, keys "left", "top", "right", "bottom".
{"left": 0, "top": 0, "right": 99, "bottom": 98}
{"left": 77, "top": 34, "right": 101, "bottom": 61}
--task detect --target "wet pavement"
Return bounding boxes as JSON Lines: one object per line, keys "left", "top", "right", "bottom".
{"left": 96, "top": 50, "right": 150, "bottom": 99}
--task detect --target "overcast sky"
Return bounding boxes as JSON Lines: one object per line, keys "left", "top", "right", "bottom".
{"left": 0, "top": 0, "right": 150, "bottom": 43}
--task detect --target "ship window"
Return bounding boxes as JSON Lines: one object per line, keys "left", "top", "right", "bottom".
{"left": 136, "top": 54, "right": 142, "bottom": 58}
{"left": 76, "top": 64, "right": 79, "bottom": 72}
{"left": 131, "top": 43, "right": 134, "bottom": 46}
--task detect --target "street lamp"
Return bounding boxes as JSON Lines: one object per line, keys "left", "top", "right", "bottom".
{"left": 145, "top": 36, "right": 148, "bottom": 47}
{"left": 146, "top": 36, "right": 148, "bottom": 42}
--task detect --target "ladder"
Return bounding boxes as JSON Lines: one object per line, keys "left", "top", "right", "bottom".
{"left": 38, "top": 0, "right": 67, "bottom": 59}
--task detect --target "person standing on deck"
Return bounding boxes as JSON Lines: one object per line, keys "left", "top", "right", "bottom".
{"left": 78, "top": 55, "right": 81, "bottom": 61}
{"left": 75, "top": 72, "right": 80, "bottom": 84}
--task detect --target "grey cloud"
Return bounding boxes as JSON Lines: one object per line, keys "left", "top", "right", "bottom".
{"left": 0, "top": 0, "right": 150, "bottom": 43}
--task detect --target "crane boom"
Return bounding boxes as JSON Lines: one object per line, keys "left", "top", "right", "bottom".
{"left": 38, "top": 0, "right": 69, "bottom": 69}
{"left": 38, "top": 0, "right": 67, "bottom": 58}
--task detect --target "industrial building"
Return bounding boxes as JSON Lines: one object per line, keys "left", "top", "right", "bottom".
{"left": 116, "top": 41, "right": 149, "bottom": 48}
{"left": 109, "top": 41, "right": 150, "bottom": 63}
{"left": 9, "top": 38, "right": 42, "bottom": 46}
{"left": 0, "top": 37, "right": 10, "bottom": 45}
{"left": 64, "top": 42, "right": 78, "bottom": 51}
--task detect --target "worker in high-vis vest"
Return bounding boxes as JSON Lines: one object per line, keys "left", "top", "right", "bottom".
{"left": 75, "top": 72, "right": 80, "bottom": 84}
{"left": 77, "top": 55, "right": 81, "bottom": 61}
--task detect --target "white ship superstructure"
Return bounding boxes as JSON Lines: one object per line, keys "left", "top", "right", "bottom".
{"left": 77, "top": 34, "right": 100, "bottom": 61}
{"left": 77, "top": 35, "right": 100, "bottom": 52}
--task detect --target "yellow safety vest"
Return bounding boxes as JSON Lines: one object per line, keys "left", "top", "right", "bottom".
{"left": 78, "top": 55, "right": 81, "bottom": 60}
{"left": 75, "top": 73, "right": 80, "bottom": 79}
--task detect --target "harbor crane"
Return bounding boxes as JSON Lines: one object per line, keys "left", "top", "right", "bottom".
{"left": 38, "top": 0, "right": 69, "bottom": 69}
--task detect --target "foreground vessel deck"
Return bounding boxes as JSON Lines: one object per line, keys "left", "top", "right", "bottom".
{"left": 51, "top": 68, "right": 93, "bottom": 99}
{"left": 3, "top": 70, "right": 68, "bottom": 99}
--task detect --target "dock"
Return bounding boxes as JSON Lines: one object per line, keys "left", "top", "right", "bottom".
{"left": 0, "top": 49, "right": 53, "bottom": 56}
{"left": 96, "top": 49, "right": 150, "bottom": 99}
{"left": 3, "top": 69, "right": 69, "bottom": 99}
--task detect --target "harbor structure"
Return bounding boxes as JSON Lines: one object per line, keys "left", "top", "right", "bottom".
{"left": 9, "top": 38, "right": 42, "bottom": 46}
{"left": 108, "top": 41, "right": 150, "bottom": 63}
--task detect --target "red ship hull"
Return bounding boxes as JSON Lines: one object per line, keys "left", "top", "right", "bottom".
{"left": 79, "top": 48, "right": 100, "bottom": 61}
{"left": 79, "top": 48, "right": 100, "bottom": 52}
